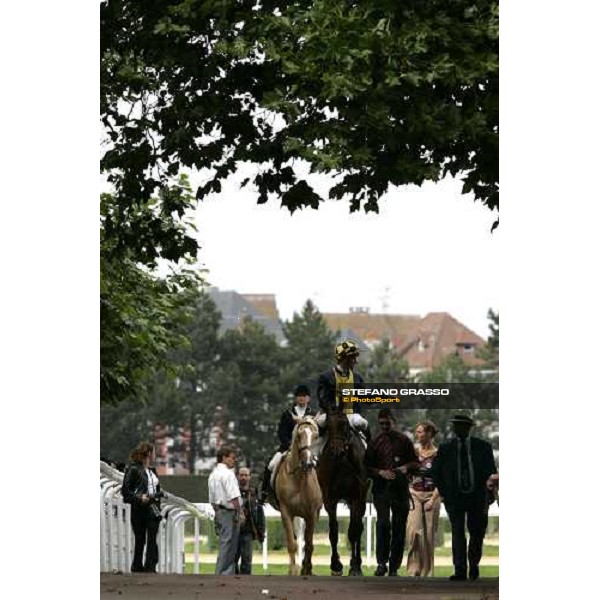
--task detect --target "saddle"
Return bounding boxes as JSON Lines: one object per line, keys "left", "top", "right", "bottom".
{"left": 325, "top": 426, "right": 367, "bottom": 450}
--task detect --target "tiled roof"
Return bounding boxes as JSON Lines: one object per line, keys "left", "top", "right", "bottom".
{"left": 398, "top": 312, "right": 486, "bottom": 369}
{"left": 207, "top": 288, "right": 285, "bottom": 344}
{"left": 207, "top": 291, "right": 485, "bottom": 370}
{"left": 241, "top": 294, "right": 280, "bottom": 320}
{"left": 323, "top": 312, "right": 421, "bottom": 346}
{"left": 322, "top": 310, "right": 485, "bottom": 370}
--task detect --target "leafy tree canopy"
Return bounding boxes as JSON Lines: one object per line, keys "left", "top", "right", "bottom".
{"left": 100, "top": 176, "right": 203, "bottom": 405}
{"left": 101, "top": 0, "right": 498, "bottom": 219}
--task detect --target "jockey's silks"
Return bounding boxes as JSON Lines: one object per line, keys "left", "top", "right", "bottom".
{"left": 334, "top": 368, "right": 355, "bottom": 414}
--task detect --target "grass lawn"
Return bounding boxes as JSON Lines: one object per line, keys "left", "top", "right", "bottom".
{"left": 184, "top": 563, "right": 499, "bottom": 577}
{"left": 184, "top": 542, "right": 499, "bottom": 558}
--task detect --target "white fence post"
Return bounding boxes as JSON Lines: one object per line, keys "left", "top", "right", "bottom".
{"left": 366, "top": 502, "right": 373, "bottom": 567}
{"left": 262, "top": 520, "right": 268, "bottom": 571}
{"left": 193, "top": 516, "right": 200, "bottom": 575}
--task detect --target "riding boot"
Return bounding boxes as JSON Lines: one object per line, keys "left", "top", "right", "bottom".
{"left": 259, "top": 465, "right": 271, "bottom": 503}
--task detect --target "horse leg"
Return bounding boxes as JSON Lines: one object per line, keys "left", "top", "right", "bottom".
{"left": 281, "top": 506, "right": 298, "bottom": 576}
{"left": 348, "top": 499, "right": 365, "bottom": 576}
{"left": 326, "top": 501, "right": 343, "bottom": 575}
{"left": 301, "top": 512, "right": 316, "bottom": 576}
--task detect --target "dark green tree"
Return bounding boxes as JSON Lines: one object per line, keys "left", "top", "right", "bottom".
{"left": 281, "top": 299, "right": 337, "bottom": 395}
{"left": 101, "top": 0, "right": 499, "bottom": 218}
{"left": 209, "top": 316, "right": 288, "bottom": 470}
{"left": 100, "top": 290, "right": 224, "bottom": 469}
{"left": 478, "top": 308, "right": 499, "bottom": 373}
{"left": 149, "top": 290, "right": 223, "bottom": 470}
{"left": 366, "top": 338, "right": 411, "bottom": 383}
{"left": 100, "top": 176, "right": 202, "bottom": 406}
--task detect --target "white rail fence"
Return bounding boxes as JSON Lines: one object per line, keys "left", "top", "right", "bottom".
{"left": 100, "top": 461, "right": 499, "bottom": 573}
{"left": 100, "top": 461, "right": 213, "bottom": 574}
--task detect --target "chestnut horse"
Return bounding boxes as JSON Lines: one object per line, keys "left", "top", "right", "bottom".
{"left": 274, "top": 417, "right": 322, "bottom": 575}
{"left": 317, "top": 410, "right": 369, "bottom": 576}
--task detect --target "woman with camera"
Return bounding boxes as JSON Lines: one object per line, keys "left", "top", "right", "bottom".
{"left": 121, "top": 441, "right": 163, "bottom": 573}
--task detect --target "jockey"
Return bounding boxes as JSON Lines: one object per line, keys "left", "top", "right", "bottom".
{"left": 316, "top": 339, "right": 371, "bottom": 444}
{"left": 260, "top": 384, "right": 315, "bottom": 503}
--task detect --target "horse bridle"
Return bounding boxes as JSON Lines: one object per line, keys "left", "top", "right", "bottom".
{"left": 294, "top": 423, "right": 316, "bottom": 471}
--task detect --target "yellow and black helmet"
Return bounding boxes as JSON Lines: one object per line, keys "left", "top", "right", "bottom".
{"left": 335, "top": 339, "right": 360, "bottom": 361}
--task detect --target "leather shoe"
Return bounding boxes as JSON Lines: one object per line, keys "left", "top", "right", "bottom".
{"left": 449, "top": 574, "right": 467, "bottom": 581}
{"left": 469, "top": 566, "right": 480, "bottom": 581}
{"left": 374, "top": 564, "right": 387, "bottom": 576}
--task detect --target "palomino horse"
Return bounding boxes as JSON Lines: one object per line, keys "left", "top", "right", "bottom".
{"left": 274, "top": 417, "right": 322, "bottom": 575}
{"left": 317, "top": 410, "right": 369, "bottom": 576}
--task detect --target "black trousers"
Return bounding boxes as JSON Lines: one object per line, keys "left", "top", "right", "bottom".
{"left": 373, "top": 493, "right": 410, "bottom": 571}
{"left": 445, "top": 496, "right": 489, "bottom": 576}
{"left": 131, "top": 508, "right": 160, "bottom": 572}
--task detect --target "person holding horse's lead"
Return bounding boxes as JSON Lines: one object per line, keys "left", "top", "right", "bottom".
{"left": 365, "top": 408, "right": 420, "bottom": 577}
{"left": 316, "top": 339, "right": 371, "bottom": 443}
{"left": 260, "top": 384, "right": 315, "bottom": 502}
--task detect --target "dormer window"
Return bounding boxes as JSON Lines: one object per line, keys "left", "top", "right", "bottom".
{"left": 457, "top": 343, "right": 475, "bottom": 354}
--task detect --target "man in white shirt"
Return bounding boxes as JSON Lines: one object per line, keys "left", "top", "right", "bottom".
{"left": 208, "top": 447, "right": 245, "bottom": 574}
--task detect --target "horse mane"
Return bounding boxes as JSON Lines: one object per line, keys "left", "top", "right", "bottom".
{"left": 286, "top": 417, "right": 319, "bottom": 474}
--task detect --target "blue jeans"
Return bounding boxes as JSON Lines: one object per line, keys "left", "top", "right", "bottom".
{"left": 235, "top": 531, "right": 254, "bottom": 574}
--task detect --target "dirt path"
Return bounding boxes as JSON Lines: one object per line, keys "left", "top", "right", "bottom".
{"left": 101, "top": 573, "right": 499, "bottom": 600}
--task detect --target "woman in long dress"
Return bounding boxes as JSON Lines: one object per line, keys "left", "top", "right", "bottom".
{"left": 406, "top": 421, "right": 441, "bottom": 577}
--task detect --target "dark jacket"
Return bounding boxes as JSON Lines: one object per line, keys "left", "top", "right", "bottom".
{"left": 277, "top": 404, "right": 315, "bottom": 452}
{"left": 431, "top": 436, "right": 497, "bottom": 506}
{"left": 317, "top": 367, "right": 364, "bottom": 414}
{"left": 240, "top": 487, "right": 266, "bottom": 541}
{"left": 365, "top": 430, "right": 420, "bottom": 498}
{"left": 121, "top": 462, "right": 162, "bottom": 510}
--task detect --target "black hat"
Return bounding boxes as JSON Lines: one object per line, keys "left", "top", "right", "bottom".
{"left": 293, "top": 384, "right": 311, "bottom": 397}
{"left": 450, "top": 413, "right": 474, "bottom": 426}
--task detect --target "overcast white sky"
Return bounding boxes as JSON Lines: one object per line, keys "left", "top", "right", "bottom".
{"left": 192, "top": 167, "right": 499, "bottom": 339}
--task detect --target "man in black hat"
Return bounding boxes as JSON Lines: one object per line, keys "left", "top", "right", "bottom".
{"left": 260, "top": 384, "right": 315, "bottom": 502}
{"left": 431, "top": 414, "right": 497, "bottom": 582}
